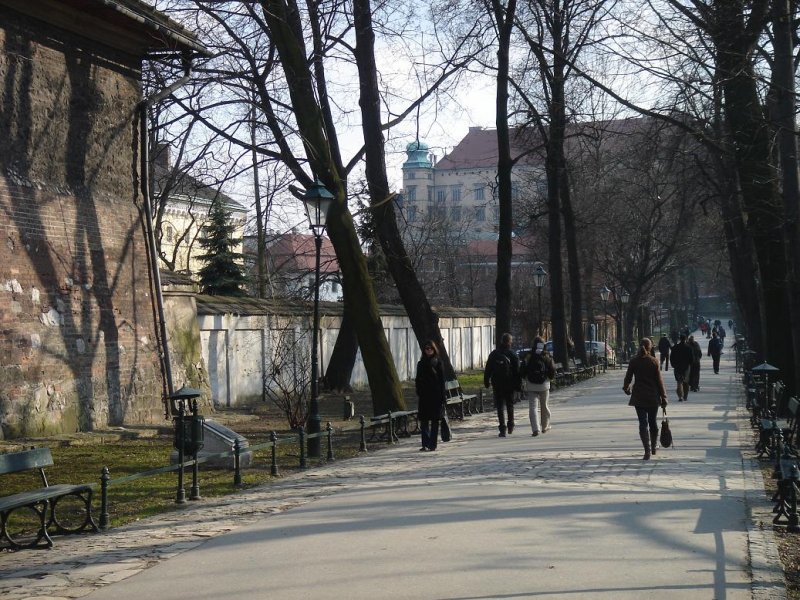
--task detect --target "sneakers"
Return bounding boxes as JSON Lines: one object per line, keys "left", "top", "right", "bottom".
{"left": 531, "top": 431, "right": 540, "bottom": 437}
{"left": 498, "top": 431, "right": 506, "bottom": 438}
{"left": 543, "top": 426, "right": 552, "bottom": 433}
{"left": 507, "top": 422, "right": 515, "bottom": 435}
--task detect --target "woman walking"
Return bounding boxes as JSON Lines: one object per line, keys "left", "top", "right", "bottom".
{"left": 415, "top": 340, "right": 447, "bottom": 451}
{"left": 623, "top": 338, "right": 668, "bottom": 460}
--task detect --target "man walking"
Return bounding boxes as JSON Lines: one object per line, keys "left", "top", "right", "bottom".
{"left": 520, "top": 336, "right": 556, "bottom": 436}
{"left": 658, "top": 333, "right": 671, "bottom": 371}
{"left": 484, "top": 332, "right": 521, "bottom": 437}
{"left": 708, "top": 331, "right": 723, "bottom": 374}
{"left": 670, "top": 334, "right": 693, "bottom": 401}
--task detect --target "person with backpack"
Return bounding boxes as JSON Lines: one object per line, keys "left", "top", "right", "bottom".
{"left": 657, "top": 333, "right": 671, "bottom": 371}
{"left": 707, "top": 331, "right": 723, "bottom": 374}
{"left": 669, "top": 334, "right": 693, "bottom": 401}
{"left": 521, "top": 336, "right": 557, "bottom": 436}
{"left": 483, "top": 332, "right": 521, "bottom": 437}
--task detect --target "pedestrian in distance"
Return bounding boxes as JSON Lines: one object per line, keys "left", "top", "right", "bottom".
{"left": 688, "top": 335, "right": 702, "bottom": 392}
{"left": 484, "top": 332, "right": 521, "bottom": 437}
{"left": 415, "top": 340, "right": 447, "bottom": 451}
{"left": 520, "top": 336, "right": 556, "bottom": 437}
{"left": 707, "top": 331, "right": 723, "bottom": 374}
{"left": 658, "top": 333, "right": 671, "bottom": 371}
{"left": 718, "top": 325, "right": 726, "bottom": 348}
{"left": 670, "top": 334, "right": 694, "bottom": 401}
{"left": 623, "top": 337, "right": 668, "bottom": 460}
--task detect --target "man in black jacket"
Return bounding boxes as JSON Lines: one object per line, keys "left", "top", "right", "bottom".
{"left": 484, "top": 333, "right": 521, "bottom": 437}
{"left": 657, "top": 334, "right": 671, "bottom": 371}
{"left": 669, "top": 334, "right": 694, "bottom": 401}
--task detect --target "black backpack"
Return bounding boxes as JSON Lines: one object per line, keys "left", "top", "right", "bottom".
{"left": 490, "top": 352, "right": 513, "bottom": 388}
{"left": 526, "top": 353, "right": 547, "bottom": 384}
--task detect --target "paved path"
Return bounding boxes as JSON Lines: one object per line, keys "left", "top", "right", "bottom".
{"left": 0, "top": 342, "right": 788, "bottom": 599}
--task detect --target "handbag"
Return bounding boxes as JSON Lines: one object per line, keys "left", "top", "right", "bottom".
{"left": 660, "top": 408, "right": 673, "bottom": 448}
{"left": 440, "top": 416, "right": 452, "bottom": 442}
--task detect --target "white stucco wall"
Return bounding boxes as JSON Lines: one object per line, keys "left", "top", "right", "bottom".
{"left": 197, "top": 309, "right": 495, "bottom": 408}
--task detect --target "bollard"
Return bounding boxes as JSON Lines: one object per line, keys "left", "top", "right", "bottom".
{"left": 233, "top": 438, "right": 242, "bottom": 487}
{"left": 479, "top": 389, "right": 484, "bottom": 413}
{"left": 271, "top": 431, "right": 279, "bottom": 476}
{"left": 359, "top": 415, "right": 367, "bottom": 452}
{"left": 326, "top": 422, "right": 334, "bottom": 461}
{"left": 299, "top": 429, "right": 307, "bottom": 469}
{"left": 99, "top": 466, "right": 110, "bottom": 530}
{"left": 789, "top": 465, "right": 800, "bottom": 533}
{"left": 387, "top": 410, "right": 394, "bottom": 445}
{"left": 773, "top": 431, "right": 785, "bottom": 479}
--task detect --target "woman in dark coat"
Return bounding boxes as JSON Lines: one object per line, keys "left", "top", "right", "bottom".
{"left": 415, "top": 340, "right": 447, "bottom": 451}
{"left": 623, "top": 338, "right": 668, "bottom": 460}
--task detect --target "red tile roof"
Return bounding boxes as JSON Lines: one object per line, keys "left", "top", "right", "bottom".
{"left": 267, "top": 233, "right": 339, "bottom": 274}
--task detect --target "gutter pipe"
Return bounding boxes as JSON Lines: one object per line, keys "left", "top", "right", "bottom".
{"left": 139, "top": 53, "right": 194, "bottom": 417}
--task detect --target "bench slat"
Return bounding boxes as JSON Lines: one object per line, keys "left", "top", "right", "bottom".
{"left": 0, "top": 448, "right": 54, "bottom": 475}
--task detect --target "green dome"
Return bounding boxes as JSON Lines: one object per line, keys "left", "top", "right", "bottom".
{"left": 406, "top": 140, "right": 430, "bottom": 152}
{"left": 403, "top": 139, "right": 432, "bottom": 169}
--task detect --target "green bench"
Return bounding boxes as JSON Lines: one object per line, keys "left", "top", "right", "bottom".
{"left": 0, "top": 447, "right": 98, "bottom": 550}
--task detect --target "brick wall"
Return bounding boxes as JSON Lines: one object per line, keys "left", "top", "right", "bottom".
{"left": 0, "top": 8, "right": 164, "bottom": 438}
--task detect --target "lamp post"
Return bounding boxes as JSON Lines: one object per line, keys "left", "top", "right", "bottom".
{"left": 300, "top": 179, "right": 334, "bottom": 459}
{"left": 600, "top": 285, "right": 610, "bottom": 372}
{"left": 620, "top": 289, "right": 630, "bottom": 361}
{"left": 534, "top": 264, "right": 547, "bottom": 337}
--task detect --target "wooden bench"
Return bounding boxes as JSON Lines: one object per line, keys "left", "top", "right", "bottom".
{"left": 552, "top": 363, "right": 573, "bottom": 387}
{"left": 0, "top": 447, "right": 98, "bottom": 550}
{"left": 571, "top": 359, "right": 595, "bottom": 381}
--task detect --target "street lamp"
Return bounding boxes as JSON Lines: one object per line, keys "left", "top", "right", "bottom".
{"left": 300, "top": 179, "right": 334, "bottom": 459}
{"left": 534, "top": 264, "right": 547, "bottom": 337}
{"left": 620, "top": 289, "right": 630, "bottom": 361}
{"left": 600, "top": 285, "right": 610, "bottom": 372}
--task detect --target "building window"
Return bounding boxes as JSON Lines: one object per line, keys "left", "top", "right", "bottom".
{"left": 492, "top": 207, "right": 500, "bottom": 222}
{"left": 407, "top": 205, "right": 417, "bottom": 222}
{"left": 332, "top": 281, "right": 339, "bottom": 293}
{"left": 408, "top": 171, "right": 416, "bottom": 179}
{"left": 475, "top": 206, "right": 486, "bottom": 222}
{"left": 407, "top": 185, "right": 417, "bottom": 201}
{"left": 450, "top": 206, "right": 461, "bottom": 221}
{"left": 511, "top": 181, "right": 520, "bottom": 200}
{"left": 451, "top": 186, "right": 461, "bottom": 203}
{"left": 165, "top": 225, "right": 174, "bottom": 243}
{"left": 427, "top": 187, "right": 433, "bottom": 202}
{"left": 436, "top": 188, "right": 447, "bottom": 203}
{"left": 474, "top": 186, "right": 484, "bottom": 201}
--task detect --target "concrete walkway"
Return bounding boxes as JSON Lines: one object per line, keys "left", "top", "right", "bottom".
{"left": 0, "top": 343, "right": 788, "bottom": 599}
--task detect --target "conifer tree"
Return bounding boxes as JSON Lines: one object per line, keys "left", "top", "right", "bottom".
{"left": 197, "top": 200, "right": 248, "bottom": 296}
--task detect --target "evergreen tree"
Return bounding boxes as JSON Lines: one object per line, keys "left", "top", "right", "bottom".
{"left": 197, "top": 200, "right": 248, "bottom": 296}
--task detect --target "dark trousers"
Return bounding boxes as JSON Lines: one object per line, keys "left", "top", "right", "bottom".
{"left": 711, "top": 355, "right": 721, "bottom": 373}
{"left": 420, "top": 418, "right": 440, "bottom": 450}
{"left": 635, "top": 405, "right": 659, "bottom": 434}
{"left": 494, "top": 390, "right": 515, "bottom": 431}
{"left": 660, "top": 353, "right": 669, "bottom": 371}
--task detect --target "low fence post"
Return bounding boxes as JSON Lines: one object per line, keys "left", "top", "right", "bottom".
{"left": 359, "top": 415, "right": 367, "bottom": 452}
{"left": 271, "top": 431, "right": 279, "bottom": 476}
{"left": 99, "top": 466, "right": 110, "bottom": 530}
{"left": 326, "top": 422, "right": 334, "bottom": 461}
{"left": 789, "top": 465, "right": 800, "bottom": 533}
{"left": 233, "top": 438, "right": 242, "bottom": 487}
{"left": 299, "top": 429, "right": 307, "bottom": 469}
{"left": 387, "top": 410, "right": 394, "bottom": 444}
{"left": 479, "top": 389, "right": 484, "bottom": 413}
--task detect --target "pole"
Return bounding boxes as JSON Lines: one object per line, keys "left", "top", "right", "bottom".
{"left": 602, "top": 299, "right": 607, "bottom": 373}
{"left": 537, "top": 286, "right": 543, "bottom": 336}
{"left": 308, "top": 233, "right": 323, "bottom": 458}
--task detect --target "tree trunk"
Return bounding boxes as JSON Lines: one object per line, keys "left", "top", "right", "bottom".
{"left": 713, "top": 3, "right": 793, "bottom": 375}
{"left": 262, "top": 0, "right": 405, "bottom": 413}
{"left": 561, "top": 168, "right": 586, "bottom": 362}
{"left": 323, "top": 296, "right": 358, "bottom": 392}
{"left": 351, "top": 0, "right": 454, "bottom": 378}
{"left": 492, "top": 0, "right": 517, "bottom": 344}
{"left": 772, "top": 0, "right": 800, "bottom": 393}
